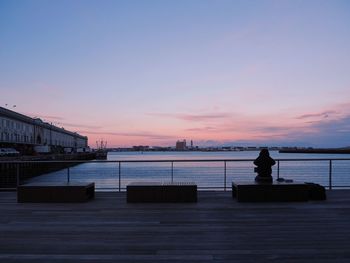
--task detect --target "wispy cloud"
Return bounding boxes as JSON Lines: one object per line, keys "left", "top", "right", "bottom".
{"left": 296, "top": 110, "right": 337, "bottom": 120}
{"left": 60, "top": 122, "right": 102, "bottom": 129}
{"left": 148, "top": 112, "right": 231, "bottom": 122}
{"left": 24, "top": 112, "right": 101, "bottom": 130}
{"left": 78, "top": 130, "right": 175, "bottom": 140}
{"left": 291, "top": 114, "right": 350, "bottom": 147}
{"left": 253, "top": 124, "right": 316, "bottom": 134}
{"left": 185, "top": 126, "right": 218, "bottom": 132}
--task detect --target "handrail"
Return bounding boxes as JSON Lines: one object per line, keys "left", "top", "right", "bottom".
{"left": 1, "top": 158, "right": 350, "bottom": 164}
{"left": 2, "top": 158, "right": 350, "bottom": 190}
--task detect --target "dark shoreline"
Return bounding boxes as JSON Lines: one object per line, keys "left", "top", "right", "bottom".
{"left": 279, "top": 148, "right": 350, "bottom": 154}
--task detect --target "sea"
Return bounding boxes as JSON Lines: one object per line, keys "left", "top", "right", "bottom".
{"left": 28, "top": 151, "right": 350, "bottom": 190}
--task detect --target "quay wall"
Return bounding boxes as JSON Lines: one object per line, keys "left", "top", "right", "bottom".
{"left": 0, "top": 153, "right": 95, "bottom": 189}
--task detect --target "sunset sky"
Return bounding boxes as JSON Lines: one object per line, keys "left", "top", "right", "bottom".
{"left": 1, "top": 0, "right": 350, "bottom": 147}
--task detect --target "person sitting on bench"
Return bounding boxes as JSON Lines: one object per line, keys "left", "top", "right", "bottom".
{"left": 254, "top": 149, "right": 276, "bottom": 183}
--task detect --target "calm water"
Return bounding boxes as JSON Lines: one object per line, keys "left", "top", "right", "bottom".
{"left": 28, "top": 151, "right": 350, "bottom": 190}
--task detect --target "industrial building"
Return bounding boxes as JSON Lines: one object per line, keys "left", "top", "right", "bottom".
{"left": 0, "top": 106, "right": 88, "bottom": 154}
{"left": 176, "top": 140, "right": 187, "bottom": 151}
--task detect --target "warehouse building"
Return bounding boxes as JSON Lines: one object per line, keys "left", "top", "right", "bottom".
{"left": 0, "top": 106, "right": 88, "bottom": 153}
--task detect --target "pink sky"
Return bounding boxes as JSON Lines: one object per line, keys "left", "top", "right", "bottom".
{"left": 1, "top": 1, "right": 350, "bottom": 147}
{"left": 15, "top": 101, "right": 350, "bottom": 148}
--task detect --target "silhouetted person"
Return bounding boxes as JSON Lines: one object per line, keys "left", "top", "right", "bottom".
{"left": 254, "top": 149, "right": 275, "bottom": 183}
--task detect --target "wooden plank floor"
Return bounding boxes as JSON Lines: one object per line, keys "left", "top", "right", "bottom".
{"left": 0, "top": 191, "right": 350, "bottom": 262}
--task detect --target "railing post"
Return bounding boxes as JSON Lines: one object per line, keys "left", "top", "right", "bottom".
{"left": 277, "top": 160, "right": 280, "bottom": 179}
{"left": 67, "top": 167, "right": 70, "bottom": 183}
{"left": 16, "top": 163, "right": 20, "bottom": 187}
{"left": 224, "top": 161, "right": 227, "bottom": 191}
{"left": 329, "top": 160, "right": 332, "bottom": 190}
{"left": 118, "top": 162, "right": 121, "bottom": 192}
{"left": 171, "top": 161, "right": 174, "bottom": 183}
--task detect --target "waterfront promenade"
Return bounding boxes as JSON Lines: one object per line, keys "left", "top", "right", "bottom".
{"left": 0, "top": 191, "right": 350, "bottom": 262}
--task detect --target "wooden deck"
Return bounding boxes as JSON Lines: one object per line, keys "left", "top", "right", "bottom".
{"left": 0, "top": 191, "right": 350, "bottom": 262}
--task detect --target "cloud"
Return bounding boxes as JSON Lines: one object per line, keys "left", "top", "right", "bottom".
{"left": 60, "top": 122, "right": 102, "bottom": 129}
{"left": 253, "top": 126, "right": 292, "bottom": 133}
{"left": 309, "top": 114, "right": 350, "bottom": 131}
{"left": 271, "top": 114, "right": 350, "bottom": 147}
{"left": 24, "top": 112, "right": 102, "bottom": 130}
{"left": 78, "top": 130, "right": 175, "bottom": 140}
{"left": 185, "top": 126, "right": 218, "bottom": 132}
{"left": 296, "top": 110, "right": 337, "bottom": 120}
{"left": 252, "top": 123, "right": 318, "bottom": 134}
{"left": 148, "top": 112, "right": 231, "bottom": 122}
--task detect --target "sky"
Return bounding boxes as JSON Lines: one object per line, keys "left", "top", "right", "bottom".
{"left": 1, "top": 0, "right": 350, "bottom": 148}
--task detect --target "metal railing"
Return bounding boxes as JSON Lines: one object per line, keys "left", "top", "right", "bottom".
{"left": 1, "top": 158, "right": 350, "bottom": 191}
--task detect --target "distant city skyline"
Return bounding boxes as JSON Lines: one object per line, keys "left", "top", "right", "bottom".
{"left": 1, "top": 0, "right": 350, "bottom": 148}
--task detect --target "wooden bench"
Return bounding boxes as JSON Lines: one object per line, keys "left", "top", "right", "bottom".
{"left": 17, "top": 182, "right": 95, "bottom": 203}
{"left": 127, "top": 182, "right": 197, "bottom": 203}
{"left": 232, "top": 181, "right": 309, "bottom": 202}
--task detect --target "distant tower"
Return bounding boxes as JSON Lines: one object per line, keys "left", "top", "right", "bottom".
{"left": 191, "top": 140, "right": 193, "bottom": 148}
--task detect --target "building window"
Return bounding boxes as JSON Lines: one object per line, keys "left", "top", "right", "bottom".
{"left": 37, "top": 135, "right": 42, "bottom": 144}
